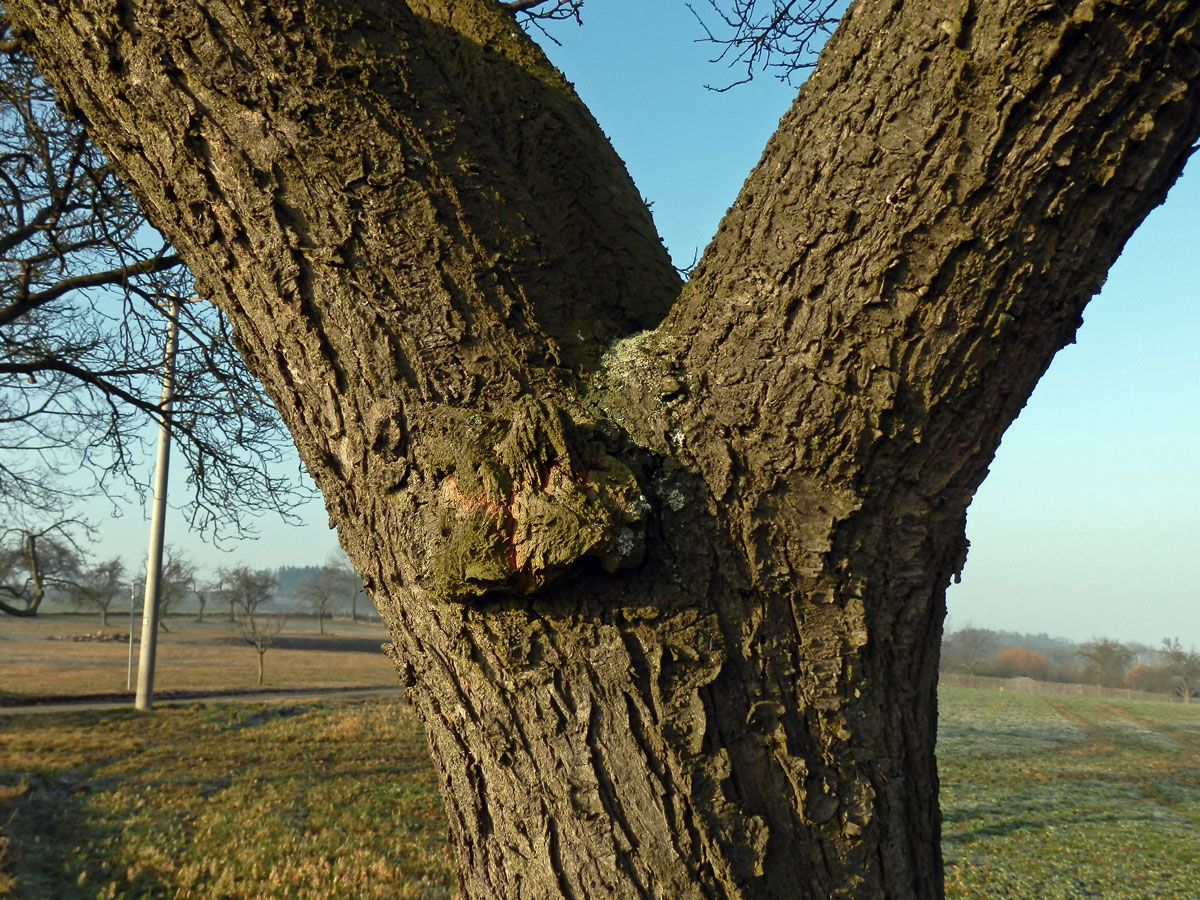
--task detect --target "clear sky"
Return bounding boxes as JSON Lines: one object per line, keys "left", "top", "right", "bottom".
{"left": 96, "top": 1, "right": 1197, "bottom": 648}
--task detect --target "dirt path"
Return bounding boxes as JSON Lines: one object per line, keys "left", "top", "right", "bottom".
{"left": 0, "top": 684, "right": 405, "bottom": 716}
{"left": 1095, "top": 700, "right": 1200, "bottom": 750}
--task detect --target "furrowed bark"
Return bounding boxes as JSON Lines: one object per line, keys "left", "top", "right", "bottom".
{"left": 10, "top": 0, "right": 1200, "bottom": 899}
{"left": 653, "top": 0, "right": 1200, "bottom": 892}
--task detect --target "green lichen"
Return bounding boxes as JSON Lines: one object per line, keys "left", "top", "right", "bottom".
{"left": 432, "top": 504, "right": 512, "bottom": 594}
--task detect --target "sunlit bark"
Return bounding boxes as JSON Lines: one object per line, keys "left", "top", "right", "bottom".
{"left": 10, "top": 0, "right": 1200, "bottom": 896}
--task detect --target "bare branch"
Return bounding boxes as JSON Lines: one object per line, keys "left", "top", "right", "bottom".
{"left": 504, "top": 0, "right": 584, "bottom": 44}
{"left": 687, "top": 0, "right": 843, "bottom": 89}
{"left": 0, "top": 23, "right": 316, "bottom": 541}
{"left": 0, "top": 251, "right": 183, "bottom": 327}
{"left": 504, "top": 0, "right": 584, "bottom": 21}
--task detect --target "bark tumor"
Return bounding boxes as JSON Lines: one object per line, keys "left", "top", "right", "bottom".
{"left": 420, "top": 398, "right": 651, "bottom": 599}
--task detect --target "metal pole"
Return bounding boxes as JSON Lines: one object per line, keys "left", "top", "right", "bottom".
{"left": 127, "top": 577, "right": 138, "bottom": 691}
{"left": 135, "top": 296, "right": 181, "bottom": 711}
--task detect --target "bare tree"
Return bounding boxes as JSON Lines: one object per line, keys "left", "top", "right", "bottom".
{"left": 0, "top": 523, "right": 80, "bottom": 617}
{"left": 0, "top": 16, "right": 313, "bottom": 544}
{"left": 12, "top": 1, "right": 1200, "bottom": 897}
{"left": 152, "top": 547, "right": 195, "bottom": 631}
{"left": 941, "top": 627, "right": 995, "bottom": 677}
{"left": 1160, "top": 638, "right": 1200, "bottom": 704}
{"left": 68, "top": 556, "right": 123, "bottom": 626}
{"left": 1078, "top": 638, "right": 1135, "bottom": 688}
{"left": 296, "top": 552, "right": 360, "bottom": 634}
{"left": 193, "top": 583, "right": 209, "bottom": 623}
{"left": 219, "top": 565, "right": 283, "bottom": 686}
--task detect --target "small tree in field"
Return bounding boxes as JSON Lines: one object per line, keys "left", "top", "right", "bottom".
{"left": 941, "top": 627, "right": 995, "bottom": 676}
{"left": 239, "top": 608, "right": 287, "bottom": 687}
{"left": 148, "top": 547, "right": 196, "bottom": 633}
{"left": 220, "top": 565, "right": 283, "bottom": 686}
{"left": 70, "top": 557, "right": 124, "bottom": 627}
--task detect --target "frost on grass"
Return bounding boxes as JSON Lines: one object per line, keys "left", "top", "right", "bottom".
{"left": 938, "top": 689, "right": 1086, "bottom": 759}
{"left": 939, "top": 689, "right": 1200, "bottom": 900}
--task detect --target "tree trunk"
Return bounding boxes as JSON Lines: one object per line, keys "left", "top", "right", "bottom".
{"left": 11, "top": 1, "right": 1200, "bottom": 898}
{"left": 0, "top": 597, "right": 39, "bottom": 617}
{"left": 0, "top": 531, "right": 47, "bottom": 617}
{"left": 100, "top": 607, "right": 108, "bottom": 628}
{"left": 257, "top": 650, "right": 265, "bottom": 687}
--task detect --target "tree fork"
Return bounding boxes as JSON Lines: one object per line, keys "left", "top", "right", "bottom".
{"left": 11, "top": 0, "right": 1200, "bottom": 898}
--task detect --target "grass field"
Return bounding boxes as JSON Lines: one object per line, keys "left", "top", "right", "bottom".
{"left": 939, "top": 689, "right": 1200, "bottom": 899}
{"left": 1, "top": 661, "right": 1197, "bottom": 898}
{"left": 0, "top": 699, "right": 450, "bottom": 900}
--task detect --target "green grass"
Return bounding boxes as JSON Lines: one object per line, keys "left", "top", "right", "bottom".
{"left": 939, "top": 688, "right": 1200, "bottom": 899}
{"left": 1, "top": 687, "right": 1197, "bottom": 898}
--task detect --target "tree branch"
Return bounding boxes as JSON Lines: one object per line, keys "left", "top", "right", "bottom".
{"left": 0, "top": 252, "right": 185, "bottom": 327}
{"left": 687, "top": 0, "right": 841, "bottom": 88}
{"left": 669, "top": 0, "right": 1200, "bottom": 530}
{"left": 503, "top": 0, "right": 553, "bottom": 11}
{"left": 0, "top": 597, "right": 38, "bottom": 616}
{"left": 503, "top": 0, "right": 583, "bottom": 20}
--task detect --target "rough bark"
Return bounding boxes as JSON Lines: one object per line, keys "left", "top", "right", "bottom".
{"left": 9, "top": 1, "right": 1200, "bottom": 898}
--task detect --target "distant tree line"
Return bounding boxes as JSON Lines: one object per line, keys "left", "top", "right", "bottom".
{"left": 3, "top": 541, "right": 372, "bottom": 687}
{"left": 942, "top": 627, "right": 1200, "bottom": 702}
{"left": 2, "top": 540, "right": 371, "bottom": 626}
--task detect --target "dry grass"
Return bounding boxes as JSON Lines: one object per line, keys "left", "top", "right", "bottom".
{"left": 0, "top": 698, "right": 453, "bottom": 900}
{"left": 0, "top": 614, "right": 398, "bottom": 702}
{"left": 4, "top": 658, "right": 1196, "bottom": 899}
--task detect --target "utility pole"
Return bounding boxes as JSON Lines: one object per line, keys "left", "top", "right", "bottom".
{"left": 135, "top": 296, "right": 182, "bottom": 711}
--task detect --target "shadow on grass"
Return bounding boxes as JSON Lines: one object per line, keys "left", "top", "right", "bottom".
{"left": 217, "top": 635, "right": 388, "bottom": 653}
{"left": 0, "top": 701, "right": 453, "bottom": 899}
{"left": 0, "top": 760, "right": 168, "bottom": 900}
{"left": 942, "top": 777, "right": 1194, "bottom": 848}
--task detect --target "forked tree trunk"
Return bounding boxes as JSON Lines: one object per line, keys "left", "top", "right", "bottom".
{"left": 12, "top": 1, "right": 1200, "bottom": 897}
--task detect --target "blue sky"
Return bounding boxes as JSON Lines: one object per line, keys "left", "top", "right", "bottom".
{"left": 100, "top": 2, "right": 1197, "bottom": 647}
